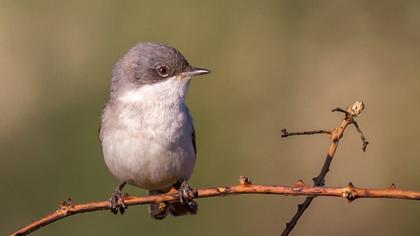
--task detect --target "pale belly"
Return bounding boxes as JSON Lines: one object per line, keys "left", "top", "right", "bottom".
{"left": 102, "top": 126, "right": 196, "bottom": 190}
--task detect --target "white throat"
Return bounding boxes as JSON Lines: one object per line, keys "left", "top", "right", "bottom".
{"left": 118, "top": 75, "right": 190, "bottom": 104}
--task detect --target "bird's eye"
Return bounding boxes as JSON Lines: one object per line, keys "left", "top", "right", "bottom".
{"left": 156, "top": 65, "right": 170, "bottom": 77}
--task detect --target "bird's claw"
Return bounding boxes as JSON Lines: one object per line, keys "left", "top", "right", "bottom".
{"left": 109, "top": 187, "right": 127, "bottom": 215}
{"left": 178, "top": 180, "right": 198, "bottom": 212}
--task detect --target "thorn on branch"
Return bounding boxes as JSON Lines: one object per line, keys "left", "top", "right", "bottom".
{"left": 293, "top": 179, "right": 306, "bottom": 187}
{"left": 389, "top": 183, "right": 397, "bottom": 190}
{"left": 58, "top": 198, "right": 75, "bottom": 215}
{"left": 59, "top": 198, "right": 74, "bottom": 210}
{"left": 239, "top": 176, "right": 253, "bottom": 186}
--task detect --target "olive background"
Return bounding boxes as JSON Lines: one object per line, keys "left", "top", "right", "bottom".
{"left": 1, "top": 1, "right": 420, "bottom": 235}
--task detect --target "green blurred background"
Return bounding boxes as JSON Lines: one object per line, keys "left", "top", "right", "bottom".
{"left": 2, "top": 1, "right": 420, "bottom": 235}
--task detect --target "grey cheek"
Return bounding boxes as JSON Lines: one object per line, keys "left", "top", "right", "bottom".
{"left": 134, "top": 70, "right": 153, "bottom": 84}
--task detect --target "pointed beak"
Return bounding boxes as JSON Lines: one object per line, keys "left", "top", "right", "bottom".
{"left": 180, "top": 67, "right": 211, "bottom": 78}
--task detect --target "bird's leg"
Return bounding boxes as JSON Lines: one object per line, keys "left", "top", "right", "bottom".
{"left": 109, "top": 182, "right": 127, "bottom": 215}
{"left": 174, "top": 180, "right": 198, "bottom": 213}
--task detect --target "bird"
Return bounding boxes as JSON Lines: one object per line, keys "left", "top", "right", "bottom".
{"left": 99, "top": 42, "right": 210, "bottom": 219}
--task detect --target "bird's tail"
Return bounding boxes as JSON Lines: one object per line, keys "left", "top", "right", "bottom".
{"left": 148, "top": 189, "right": 198, "bottom": 220}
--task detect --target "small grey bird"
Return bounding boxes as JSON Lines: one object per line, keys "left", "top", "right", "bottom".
{"left": 99, "top": 42, "right": 210, "bottom": 219}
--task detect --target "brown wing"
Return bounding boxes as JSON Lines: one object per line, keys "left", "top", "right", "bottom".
{"left": 192, "top": 126, "right": 197, "bottom": 157}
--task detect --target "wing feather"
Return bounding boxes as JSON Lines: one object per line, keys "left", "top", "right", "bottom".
{"left": 192, "top": 126, "right": 197, "bottom": 157}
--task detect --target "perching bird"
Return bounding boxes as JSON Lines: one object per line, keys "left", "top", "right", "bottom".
{"left": 99, "top": 42, "right": 210, "bottom": 219}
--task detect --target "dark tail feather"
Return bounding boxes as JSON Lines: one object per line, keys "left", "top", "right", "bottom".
{"left": 149, "top": 202, "right": 169, "bottom": 220}
{"left": 169, "top": 201, "right": 198, "bottom": 216}
{"left": 148, "top": 189, "right": 169, "bottom": 220}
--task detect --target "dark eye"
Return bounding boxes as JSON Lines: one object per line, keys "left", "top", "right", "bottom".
{"left": 156, "top": 65, "right": 170, "bottom": 77}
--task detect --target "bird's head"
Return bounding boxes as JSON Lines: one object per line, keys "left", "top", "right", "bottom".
{"left": 110, "top": 42, "right": 210, "bottom": 102}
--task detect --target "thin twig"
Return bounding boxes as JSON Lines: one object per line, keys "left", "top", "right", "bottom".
{"left": 281, "top": 129, "right": 331, "bottom": 137}
{"left": 281, "top": 102, "right": 366, "bottom": 236}
{"left": 11, "top": 181, "right": 420, "bottom": 236}
{"left": 352, "top": 121, "right": 369, "bottom": 152}
{"left": 331, "top": 107, "right": 350, "bottom": 115}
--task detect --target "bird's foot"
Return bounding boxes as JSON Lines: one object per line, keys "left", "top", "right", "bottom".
{"left": 109, "top": 183, "right": 127, "bottom": 215}
{"left": 176, "top": 180, "right": 198, "bottom": 213}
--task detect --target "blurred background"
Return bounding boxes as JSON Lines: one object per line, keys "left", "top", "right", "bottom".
{"left": 1, "top": 1, "right": 420, "bottom": 235}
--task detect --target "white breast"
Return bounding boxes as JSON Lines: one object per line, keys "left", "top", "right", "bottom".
{"left": 101, "top": 77, "right": 196, "bottom": 190}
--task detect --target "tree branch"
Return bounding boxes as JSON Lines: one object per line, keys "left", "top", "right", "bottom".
{"left": 281, "top": 101, "right": 366, "bottom": 236}
{"left": 11, "top": 179, "right": 420, "bottom": 236}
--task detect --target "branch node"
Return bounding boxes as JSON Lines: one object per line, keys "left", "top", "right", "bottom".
{"left": 281, "top": 129, "right": 289, "bottom": 138}
{"left": 343, "top": 182, "right": 357, "bottom": 202}
{"left": 297, "top": 203, "right": 304, "bottom": 211}
{"left": 312, "top": 176, "right": 325, "bottom": 187}
{"left": 239, "top": 176, "right": 253, "bottom": 186}
{"left": 216, "top": 187, "right": 228, "bottom": 195}
{"left": 330, "top": 128, "right": 341, "bottom": 141}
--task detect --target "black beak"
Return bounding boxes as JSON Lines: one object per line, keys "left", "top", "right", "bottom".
{"left": 181, "top": 67, "right": 211, "bottom": 78}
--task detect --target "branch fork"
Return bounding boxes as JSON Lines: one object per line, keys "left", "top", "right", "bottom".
{"left": 280, "top": 101, "right": 369, "bottom": 236}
